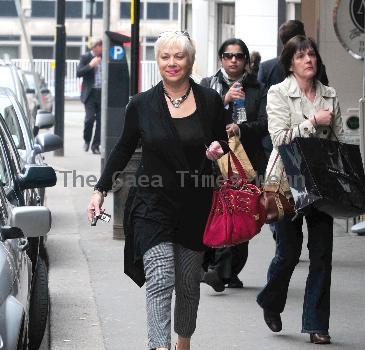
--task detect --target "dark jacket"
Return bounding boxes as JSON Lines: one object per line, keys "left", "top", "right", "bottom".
{"left": 77, "top": 52, "right": 96, "bottom": 103}
{"left": 95, "top": 79, "right": 228, "bottom": 286}
{"left": 258, "top": 57, "right": 329, "bottom": 91}
{"left": 200, "top": 70, "right": 269, "bottom": 177}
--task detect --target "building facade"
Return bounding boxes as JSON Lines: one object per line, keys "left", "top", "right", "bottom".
{"left": 0, "top": 0, "right": 362, "bottom": 123}
{"left": 0, "top": 0, "right": 180, "bottom": 60}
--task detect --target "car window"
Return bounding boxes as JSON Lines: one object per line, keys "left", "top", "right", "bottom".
{"left": 0, "top": 67, "right": 16, "bottom": 93}
{"left": 0, "top": 142, "right": 10, "bottom": 187}
{"left": 24, "top": 73, "right": 36, "bottom": 90}
{"left": 0, "top": 99, "right": 26, "bottom": 150}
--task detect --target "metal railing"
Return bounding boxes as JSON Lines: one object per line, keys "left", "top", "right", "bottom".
{"left": 11, "top": 59, "right": 201, "bottom": 97}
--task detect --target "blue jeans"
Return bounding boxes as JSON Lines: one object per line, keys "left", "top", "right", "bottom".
{"left": 257, "top": 208, "right": 333, "bottom": 333}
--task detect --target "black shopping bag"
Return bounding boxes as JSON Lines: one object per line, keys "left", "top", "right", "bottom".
{"left": 278, "top": 137, "right": 365, "bottom": 218}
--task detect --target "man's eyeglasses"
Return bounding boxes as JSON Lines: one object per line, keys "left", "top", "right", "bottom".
{"left": 222, "top": 52, "right": 245, "bottom": 61}
{"left": 158, "top": 31, "right": 191, "bottom": 40}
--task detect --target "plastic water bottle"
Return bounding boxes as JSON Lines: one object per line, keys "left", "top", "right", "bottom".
{"left": 232, "top": 82, "right": 247, "bottom": 124}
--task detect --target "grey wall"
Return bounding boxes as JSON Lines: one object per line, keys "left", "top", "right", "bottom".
{"left": 319, "top": 0, "right": 363, "bottom": 114}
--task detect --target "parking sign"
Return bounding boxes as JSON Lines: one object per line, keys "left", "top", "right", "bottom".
{"left": 109, "top": 46, "right": 125, "bottom": 61}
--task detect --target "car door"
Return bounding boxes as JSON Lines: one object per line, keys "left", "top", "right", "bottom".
{"left": 0, "top": 184, "right": 31, "bottom": 311}
{"left": 0, "top": 91, "right": 34, "bottom": 163}
{"left": 0, "top": 183, "right": 32, "bottom": 350}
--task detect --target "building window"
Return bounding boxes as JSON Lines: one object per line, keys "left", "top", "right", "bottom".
{"left": 120, "top": 1, "right": 143, "bottom": 19}
{"left": 68, "top": 36, "right": 83, "bottom": 42}
{"left": 0, "top": 0, "right": 17, "bottom": 17}
{"left": 66, "top": 0, "right": 82, "bottom": 18}
{"left": 32, "top": 46, "right": 54, "bottom": 59}
{"left": 31, "top": 35, "right": 54, "bottom": 41}
{"left": 147, "top": 2, "right": 169, "bottom": 20}
{"left": 66, "top": 46, "right": 81, "bottom": 59}
{"left": 0, "top": 35, "right": 20, "bottom": 41}
{"left": 31, "top": 0, "right": 55, "bottom": 18}
{"left": 86, "top": 0, "right": 103, "bottom": 19}
{"left": 172, "top": 2, "right": 178, "bottom": 20}
{"left": 142, "top": 36, "right": 157, "bottom": 60}
{"left": 286, "top": 0, "right": 301, "bottom": 20}
{"left": 183, "top": 2, "right": 192, "bottom": 33}
{"left": 0, "top": 45, "right": 19, "bottom": 59}
{"left": 120, "top": 1, "right": 130, "bottom": 19}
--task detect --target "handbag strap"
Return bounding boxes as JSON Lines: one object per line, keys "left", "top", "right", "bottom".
{"left": 228, "top": 149, "right": 249, "bottom": 181}
{"left": 266, "top": 129, "right": 293, "bottom": 180}
{"left": 221, "top": 140, "right": 249, "bottom": 182}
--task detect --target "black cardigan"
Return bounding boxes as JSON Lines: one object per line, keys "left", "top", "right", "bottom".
{"left": 96, "top": 79, "right": 228, "bottom": 286}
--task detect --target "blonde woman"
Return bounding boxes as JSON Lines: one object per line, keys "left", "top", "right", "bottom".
{"left": 87, "top": 31, "right": 227, "bottom": 350}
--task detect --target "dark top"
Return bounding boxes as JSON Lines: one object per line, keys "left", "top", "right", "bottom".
{"left": 76, "top": 52, "right": 95, "bottom": 104}
{"left": 95, "top": 80, "right": 228, "bottom": 287}
{"left": 200, "top": 70, "right": 269, "bottom": 178}
{"left": 133, "top": 110, "right": 208, "bottom": 261}
{"left": 171, "top": 110, "right": 205, "bottom": 172}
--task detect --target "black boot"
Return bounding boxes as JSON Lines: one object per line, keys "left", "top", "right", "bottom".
{"left": 263, "top": 309, "right": 282, "bottom": 332}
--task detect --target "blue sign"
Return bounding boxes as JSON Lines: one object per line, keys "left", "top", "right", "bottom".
{"left": 109, "top": 46, "right": 125, "bottom": 61}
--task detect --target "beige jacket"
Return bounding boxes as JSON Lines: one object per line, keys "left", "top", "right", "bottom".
{"left": 265, "top": 74, "right": 344, "bottom": 196}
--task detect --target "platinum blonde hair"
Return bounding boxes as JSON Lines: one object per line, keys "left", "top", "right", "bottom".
{"left": 90, "top": 37, "right": 102, "bottom": 49}
{"left": 154, "top": 31, "right": 196, "bottom": 66}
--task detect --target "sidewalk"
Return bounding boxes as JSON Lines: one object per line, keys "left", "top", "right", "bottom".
{"left": 44, "top": 101, "right": 365, "bottom": 350}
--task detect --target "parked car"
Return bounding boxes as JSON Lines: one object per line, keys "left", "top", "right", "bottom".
{"left": 0, "top": 109, "right": 57, "bottom": 349}
{"left": 19, "top": 70, "right": 53, "bottom": 114}
{"left": 0, "top": 61, "right": 53, "bottom": 137}
{"left": 0, "top": 87, "right": 61, "bottom": 181}
{"left": 0, "top": 186, "right": 51, "bottom": 350}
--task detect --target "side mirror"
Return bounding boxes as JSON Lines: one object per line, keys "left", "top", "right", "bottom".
{"left": 40, "top": 88, "right": 50, "bottom": 94}
{"left": 35, "top": 110, "right": 55, "bottom": 129}
{"left": 0, "top": 226, "right": 24, "bottom": 241}
{"left": 10, "top": 206, "right": 51, "bottom": 237}
{"left": 17, "top": 164, "right": 57, "bottom": 190}
{"left": 26, "top": 88, "right": 36, "bottom": 94}
{"left": 35, "top": 133, "right": 63, "bottom": 153}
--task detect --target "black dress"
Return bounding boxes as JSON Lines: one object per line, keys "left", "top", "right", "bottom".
{"left": 95, "top": 80, "right": 228, "bottom": 286}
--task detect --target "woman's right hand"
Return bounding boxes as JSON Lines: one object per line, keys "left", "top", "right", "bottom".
{"left": 311, "top": 108, "right": 334, "bottom": 126}
{"left": 224, "top": 82, "right": 245, "bottom": 105}
{"left": 87, "top": 191, "right": 104, "bottom": 223}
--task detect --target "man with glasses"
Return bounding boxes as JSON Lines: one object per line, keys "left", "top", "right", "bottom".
{"left": 201, "top": 38, "right": 268, "bottom": 292}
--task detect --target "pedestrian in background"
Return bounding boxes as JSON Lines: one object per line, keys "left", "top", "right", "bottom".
{"left": 258, "top": 20, "right": 328, "bottom": 159}
{"left": 200, "top": 38, "right": 268, "bottom": 292}
{"left": 250, "top": 50, "right": 261, "bottom": 79}
{"left": 256, "top": 36, "right": 344, "bottom": 345}
{"left": 88, "top": 31, "right": 228, "bottom": 350}
{"left": 77, "top": 37, "right": 102, "bottom": 154}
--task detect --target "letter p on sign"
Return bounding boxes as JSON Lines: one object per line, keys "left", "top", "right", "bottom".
{"left": 109, "top": 46, "right": 125, "bottom": 61}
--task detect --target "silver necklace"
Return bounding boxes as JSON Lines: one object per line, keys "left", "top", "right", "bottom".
{"left": 163, "top": 85, "right": 192, "bottom": 108}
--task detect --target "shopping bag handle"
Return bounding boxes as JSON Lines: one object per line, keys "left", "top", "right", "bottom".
{"left": 220, "top": 140, "right": 249, "bottom": 182}
{"left": 327, "top": 126, "right": 365, "bottom": 188}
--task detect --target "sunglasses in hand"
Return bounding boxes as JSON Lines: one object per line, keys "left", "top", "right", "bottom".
{"left": 222, "top": 52, "right": 245, "bottom": 61}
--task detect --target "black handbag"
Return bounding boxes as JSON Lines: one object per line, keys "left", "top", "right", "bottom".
{"left": 278, "top": 136, "right": 365, "bottom": 218}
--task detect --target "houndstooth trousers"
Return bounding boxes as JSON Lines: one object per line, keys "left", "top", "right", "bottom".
{"left": 143, "top": 242, "right": 203, "bottom": 350}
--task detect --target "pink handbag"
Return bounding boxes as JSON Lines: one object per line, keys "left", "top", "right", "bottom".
{"left": 203, "top": 150, "right": 266, "bottom": 248}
